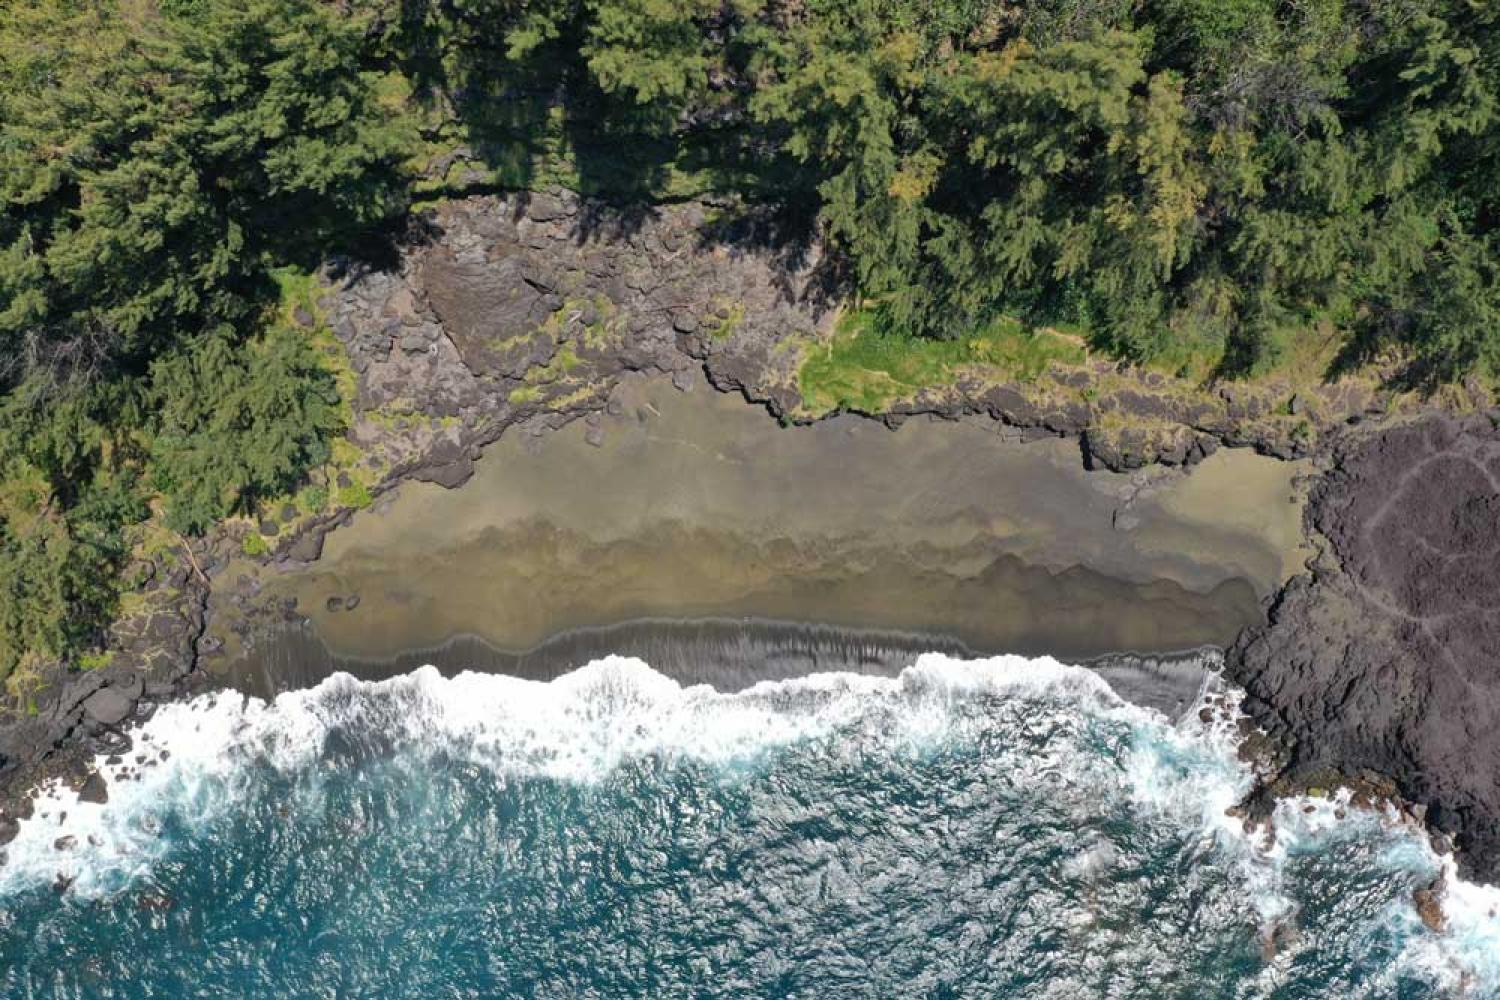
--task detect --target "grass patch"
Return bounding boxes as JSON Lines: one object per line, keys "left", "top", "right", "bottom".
{"left": 241, "top": 532, "right": 270, "bottom": 557}
{"left": 76, "top": 650, "right": 115, "bottom": 671}
{"left": 4, "top": 651, "right": 47, "bottom": 712}
{"left": 336, "top": 483, "right": 373, "bottom": 510}
{"left": 710, "top": 301, "right": 745, "bottom": 340}
{"left": 797, "top": 309, "right": 1087, "bottom": 415}
{"left": 552, "top": 344, "right": 581, "bottom": 374}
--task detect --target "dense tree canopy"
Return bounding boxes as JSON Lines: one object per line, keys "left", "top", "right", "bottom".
{"left": 0, "top": 0, "right": 412, "bottom": 684}
{"left": 350, "top": 0, "right": 1498, "bottom": 374}
{"left": 1, "top": 0, "right": 1497, "bottom": 684}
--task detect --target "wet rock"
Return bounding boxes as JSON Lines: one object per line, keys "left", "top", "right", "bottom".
{"left": 1414, "top": 881, "right": 1448, "bottom": 933}
{"left": 53, "top": 835, "right": 76, "bottom": 852}
{"left": 76, "top": 772, "right": 108, "bottom": 805}
{"left": 326, "top": 596, "right": 346, "bottom": 613}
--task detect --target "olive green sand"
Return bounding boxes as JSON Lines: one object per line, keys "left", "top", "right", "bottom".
{"left": 213, "top": 375, "right": 1309, "bottom": 680}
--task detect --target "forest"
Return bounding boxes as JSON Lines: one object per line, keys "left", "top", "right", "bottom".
{"left": 1, "top": 0, "right": 1497, "bottom": 687}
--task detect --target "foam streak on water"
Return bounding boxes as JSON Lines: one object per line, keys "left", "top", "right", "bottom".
{"left": 0, "top": 653, "right": 1495, "bottom": 998}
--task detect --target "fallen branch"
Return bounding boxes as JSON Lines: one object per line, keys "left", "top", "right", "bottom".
{"left": 173, "top": 530, "right": 210, "bottom": 586}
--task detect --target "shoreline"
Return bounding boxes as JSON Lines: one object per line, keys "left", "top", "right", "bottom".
{"left": 1, "top": 189, "right": 1495, "bottom": 897}
{"left": 220, "top": 614, "right": 1219, "bottom": 721}
{"left": 201, "top": 370, "right": 1305, "bottom": 680}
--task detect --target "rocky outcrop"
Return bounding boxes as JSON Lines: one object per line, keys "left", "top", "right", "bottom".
{"left": 1228, "top": 413, "right": 1500, "bottom": 882}
{"left": 0, "top": 542, "right": 210, "bottom": 843}
{"left": 324, "top": 193, "right": 830, "bottom": 463}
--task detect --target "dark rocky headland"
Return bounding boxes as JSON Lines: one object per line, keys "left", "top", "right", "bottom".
{"left": 2, "top": 191, "right": 1498, "bottom": 886}
{"left": 1230, "top": 414, "right": 1500, "bottom": 882}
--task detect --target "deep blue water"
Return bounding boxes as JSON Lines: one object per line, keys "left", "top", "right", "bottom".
{"left": 0, "top": 655, "right": 1494, "bottom": 998}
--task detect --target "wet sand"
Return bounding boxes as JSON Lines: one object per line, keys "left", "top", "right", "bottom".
{"left": 209, "top": 373, "right": 1308, "bottom": 698}
{"left": 228, "top": 617, "right": 1219, "bottom": 718}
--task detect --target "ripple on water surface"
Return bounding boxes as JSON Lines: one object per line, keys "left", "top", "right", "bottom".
{"left": 0, "top": 654, "right": 1494, "bottom": 998}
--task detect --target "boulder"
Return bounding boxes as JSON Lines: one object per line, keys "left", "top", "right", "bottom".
{"left": 284, "top": 531, "right": 325, "bottom": 563}
{"left": 410, "top": 458, "right": 475, "bottom": 489}
{"left": 81, "top": 688, "right": 135, "bottom": 727}
{"left": 76, "top": 772, "right": 108, "bottom": 805}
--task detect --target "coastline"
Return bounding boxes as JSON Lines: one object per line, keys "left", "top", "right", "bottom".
{"left": 202, "top": 370, "right": 1305, "bottom": 678}
{"left": 218, "top": 615, "right": 1218, "bottom": 720}
{"left": 1, "top": 188, "right": 1496, "bottom": 902}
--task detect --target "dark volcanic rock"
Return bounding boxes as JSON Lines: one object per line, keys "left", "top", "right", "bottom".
{"left": 1228, "top": 413, "right": 1500, "bottom": 883}
{"left": 81, "top": 688, "right": 135, "bottom": 727}
{"left": 284, "top": 531, "right": 325, "bottom": 563}
{"left": 410, "top": 457, "right": 475, "bottom": 489}
{"left": 76, "top": 771, "right": 108, "bottom": 805}
{"left": 421, "top": 250, "right": 556, "bottom": 377}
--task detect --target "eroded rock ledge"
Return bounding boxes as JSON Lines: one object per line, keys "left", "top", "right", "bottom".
{"left": 1229, "top": 414, "right": 1500, "bottom": 882}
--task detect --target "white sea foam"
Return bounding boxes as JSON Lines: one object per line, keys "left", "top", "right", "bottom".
{"left": 0, "top": 653, "right": 1133, "bottom": 897}
{"left": 1, "top": 651, "right": 1497, "bottom": 995}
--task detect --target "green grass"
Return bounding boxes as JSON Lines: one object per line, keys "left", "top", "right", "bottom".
{"left": 76, "top": 650, "right": 115, "bottom": 671}
{"left": 241, "top": 532, "right": 270, "bottom": 557}
{"left": 336, "top": 483, "right": 373, "bottom": 510}
{"left": 710, "top": 302, "right": 745, "bottom": 341}
{"left": 797, "top": 310, "right": 1088, "bottom": 415}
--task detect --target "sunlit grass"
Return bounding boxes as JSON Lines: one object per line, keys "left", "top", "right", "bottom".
{"left": 797, "top": 309, "right": 1087, "bottom": 415}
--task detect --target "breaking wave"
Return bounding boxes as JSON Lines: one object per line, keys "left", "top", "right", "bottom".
{"left": 0, "top": 653, "right": 1495, "bottom": 997}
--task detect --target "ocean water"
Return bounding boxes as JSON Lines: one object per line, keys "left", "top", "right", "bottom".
{"left": 1, "top": 653, "right": 1496, "bottom": 998}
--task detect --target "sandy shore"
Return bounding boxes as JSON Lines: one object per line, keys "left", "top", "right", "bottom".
{"left": 208, "top": 373, "right": 1308, "bottom": 700}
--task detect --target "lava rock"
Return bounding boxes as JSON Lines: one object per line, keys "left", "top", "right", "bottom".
{"left": 76, "top": 772, "right": 108, "bottom": 805}
{"left": 81, "top": 689, "right": 136, "bottom": 728}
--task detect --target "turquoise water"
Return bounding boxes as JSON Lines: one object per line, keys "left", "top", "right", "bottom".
{"left": 0, "top": 654, "right": 1494, "bottom": 998}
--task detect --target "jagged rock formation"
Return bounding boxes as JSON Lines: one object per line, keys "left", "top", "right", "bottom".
{"left": 1229, "top": 414, "right": 1500, "bottom": 881}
